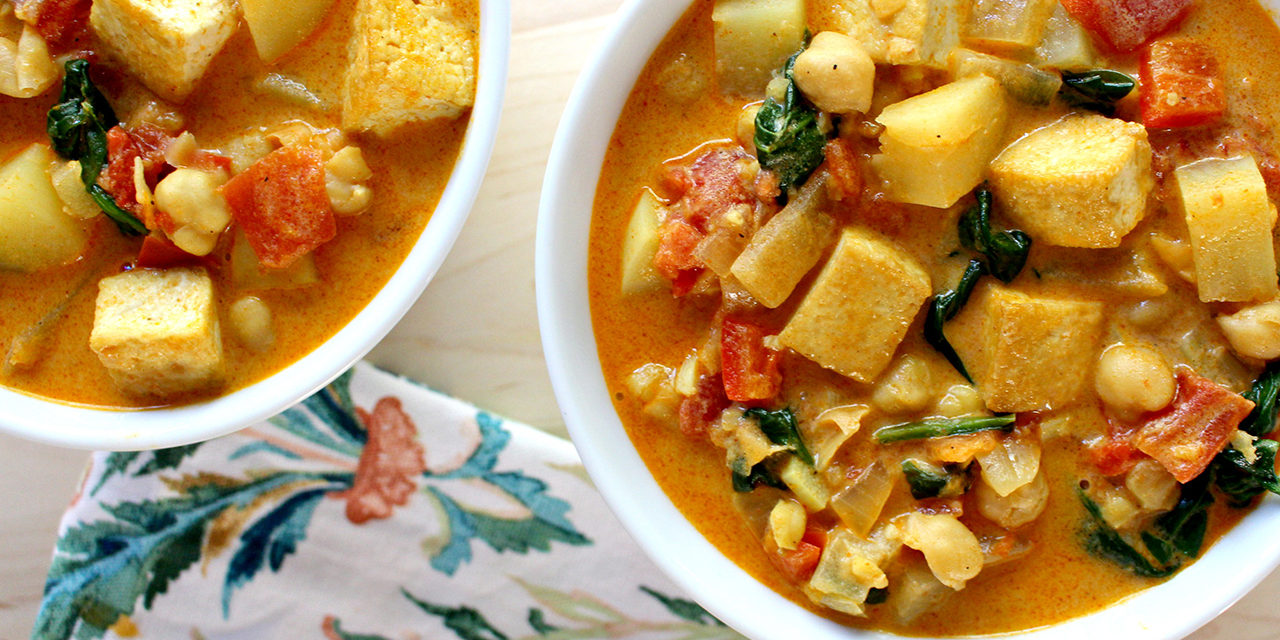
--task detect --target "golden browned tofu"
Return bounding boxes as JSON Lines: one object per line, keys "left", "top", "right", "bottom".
{"left": 343, "top": 0, "right": 478, "bottom": 135}
{"left": 778, "top": 228, "right": 931, "bottom": 382}
{"left": 945, "top": 282, "right": 1103, "bottom": 412}
{"left": 89, "top": 0, "right": 239, "bottom": 102}
{"left": 1176, "top": 155, "right": 1278, "bottom": 302}
{"left": 872, "top": 75, "right": 1008, "bottom": 209}
{"left": 89, "top": 268, "right": 224, "bottom": 397}
{"left": 988, "top": 114, "right": 1153, "bottom": 249}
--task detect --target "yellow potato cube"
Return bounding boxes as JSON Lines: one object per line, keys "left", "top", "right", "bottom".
{"left": 731, "top": 182, "right": 836, "bottom": 308}
{"left": 620, "top": 189, "right": 666, "bottom": 296}
{"left": 0, "top": 144, "right": 86, "bottom": 272}
{"left": 242, "top": 0, "right": 338, "bottom": 62}
{"left": 872, "top": 74, "right": 1009, "bottom": 208}
{"left": 778, "top": 228, "right": 932, "bottom": 382}
{"left": 988, "top": 114, "right": 1153, "bottom": 249}
{"left": 713, "top": 0, "right": 806, "bottom": 96}
{"left": 90, "top": 268, "right": 225, "bottom": 397}
{"left": 1176, "top": 155, "right": 1278, "bottom": 302}
{"left": 945, "top": 282, "right": 1104, "bottom": 412}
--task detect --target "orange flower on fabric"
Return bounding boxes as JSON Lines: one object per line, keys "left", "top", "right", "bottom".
{"left": 333, "top": 397, "right": 427, "bottom": 524}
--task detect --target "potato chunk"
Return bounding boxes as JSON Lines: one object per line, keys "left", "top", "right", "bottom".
{"left": 90, "top": 268, "right": 225, "bottom": 397}
{"left": 1176, "top": 155, "right": 1278, "bottom": 302}
{"left": 242, "top": 0, "right": 338, "bottom": 62}
{"left": 89, "top": 0, "right": 239, "bottom": 102}
{"left": 945, "top": 282, "right": 1104, "bottom": 412}
{"left": 0, "top": 144, "right": 86, "bottom": 272}
{"left": 619, "top": 188, "right": 666, "bottom": 296}
{"left": 730, "top": 178, "right": 836, "bottom": 307}
{"left": 778, "top": 228, "right": 931, "bottom": 382}
{"left": 871, "top": 75, "right": 1008, "bottom": 209}
{"left": 989, "top": 115, "right": 1153, "bottom": 249}
{"left": 712, "top": 0, "right": 806, "bottom": 96}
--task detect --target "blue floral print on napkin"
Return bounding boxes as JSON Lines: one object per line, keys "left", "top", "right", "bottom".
{"left": 34, "top": 364, "right": 740, "bottom": 640}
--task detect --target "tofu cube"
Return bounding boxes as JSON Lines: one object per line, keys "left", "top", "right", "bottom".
{"left": 713, "top": 0, "right": 806, "bottom": 97}
{"left": 89, "top": 267, "right": 225, "bottom": 397}
{"left": 1176, "top": 155, "right": 1278, "bottom": 302}
{"left": 872, "top": 74, "right": 1008, "bottom": 209}
{"left": 89, "top": 0, "right": 239, "bottom": 102}
{"left": 778, "top": 228, "right": 932, "bottom": 382}
{"left": 988, "top": 114, "right": 1154, "bottom": 249}
{"left": 343, "top": 0, "right": 478, "bottom": 135}
{"left": 945, "top": 282, "right": 1104, "bottom": 412}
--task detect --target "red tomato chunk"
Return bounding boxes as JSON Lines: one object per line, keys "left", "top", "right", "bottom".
{"left": 220, "top": 145, "right": 336, "bottom": 269}
{"left": 1140, "top": 39, "right": 1226, "bottom": 128}
{"left": 99, "top": 124, "right": 171, "bottom": 218}
{"left": 720, "top": 317, "right": 781, "bottom": 404}
{"left": 1131, "top": 370, "right": 1253, "bottom": 483}
{"left": 1062, "top": 0, "right": 1193, "bottom": 53}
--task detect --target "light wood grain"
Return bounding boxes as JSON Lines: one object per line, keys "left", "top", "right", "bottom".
{"left": 3, "top": 1, "right": 1280, "bottom": 638}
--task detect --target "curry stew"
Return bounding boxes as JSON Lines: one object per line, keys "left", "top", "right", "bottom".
{"left": 0, "top": 0, "right": 475, "bottom": 407}
{"left": 590, "top": 0, "right": 1280, "bottom": 634}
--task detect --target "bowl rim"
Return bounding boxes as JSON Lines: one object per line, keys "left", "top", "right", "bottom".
{"left": 0, "top": 0, "right": 511, "bottom": 451}
{"left": 535, "top": 0, "right": 1280, "bottom": 638}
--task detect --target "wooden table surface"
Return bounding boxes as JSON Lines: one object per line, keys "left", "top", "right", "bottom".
{"left": 3, "top": 2, "right": 1280, "bottom": 638}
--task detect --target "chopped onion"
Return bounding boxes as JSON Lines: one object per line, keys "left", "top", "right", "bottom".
{"left": 808, "top": 404, "right": 869, "bottom": 470}
{"left": 977, "top": 434, "right": 1041, "bottom": 497}
{"left": 830, "top": 461, "right": 894, "bottom": 537}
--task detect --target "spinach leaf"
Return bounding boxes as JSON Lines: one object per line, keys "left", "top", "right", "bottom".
{"left": 754, "top": 52, "right": 827, "bottom": 197}
{"left": 865, "top": 587, "right": 889, "bottom": 605}
{"left": 47, "top": 59, "right": 146, "bottom": 236}
{"left": 901, "top": 458, "right": 969, "bottom": 499}
{"left": 1059, "top": 69, "right": 1136, "bottom": 116}
{"left": 873, "top": 415, "right": 1015, "bottom": 444}
{"left": 745, "top": 407, "right": 813, "bottom": 466}
{"left": 958, "top": 186, "right": 1032, "bottom": 284}
{"left": 1212, "top": 439, "right": 1280, "bottom": 508}
{"left": 923, "top": 259, "right": 986, "bottom": 382}
{"left": 1142, "top": 472, "right": 1214, "bottom": 564}
{"left": 1241, "top": 361, "right": 1280, "bottom": 437}
{"left": 731, "top": 459, "right": 786, "bottom": 493}
{"left": 1078, "top": 488, "right": 1179, "bottom": 578}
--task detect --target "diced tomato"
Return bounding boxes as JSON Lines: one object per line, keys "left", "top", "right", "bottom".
{"left": 720, "top": 317, "right": 781, "bottom": 404}
{"left": 754, "top": 169, "right": 781, "bottom": 202}
{"left": 680, "top": 147, "right": 754, "bottom": 226}
{"left": 1061, "top": 0, "right": 1193, "bottom": 53}
{"left": 653, "top": 219, "right": 705, "bottom": 297}
{"left": 190, "top": 150, "right": 234, "bottom": 175}
{"left": 1089, "top": 434, "right": 1149, "bottom": 476}
{"left": 134, "top": 235, "right": 203, "bottom": 269}
{"left": 823, "top": 138, "right": 862, "bottom": 202}
{"left": 99, "top": 125, "right": 172, "bottom": 217}
{"left": 766, "top": 525, "right": 825, "bottom": 583}
{"left": 1140, "top": 40, "right": 1225, "bottom": 129}
{"left": 678, "top": 373, "right": 730, "bottom": 441}
{"left": 1131, "top": 370, "right": 1254, "bottom": 483}
{"left": 220, "top": 145, "right": 336, "bottom": 269}
{"left": 14, "top": 0, "right": 90, "bottom": 52}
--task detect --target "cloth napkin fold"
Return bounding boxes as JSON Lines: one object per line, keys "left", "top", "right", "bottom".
{"left": 34, "top": 363, "right": 743, "bottom": 640}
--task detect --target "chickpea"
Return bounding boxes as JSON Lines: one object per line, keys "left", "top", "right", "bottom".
{"left": 325, "top": 146, "right": 374, "bottom": 216}
{"left": 1217, "top": 300, "right": 1280, "bottom": 360}
{"left": 871, "top": 354, "right": 933, "bottom": 414}
{"left": 792, "top": 32, "right": 875, "bottom": 114}
{"left": 228, "top": 296, "right": 275, "bottom": 352}
{"left": 1094, "top": 344, "right": 1176, "bottom": 417}
{"left": 935, "top": 383, "right": 985, "bottom": 418}
{"left": 153, "top": 168, "right": 231, "bottom": 256}
{"left": 975, "top": 470, "right": 1048, "bottom": 529}
{"left": 1124, "top": 459, "right": 1179, "bottom": 512}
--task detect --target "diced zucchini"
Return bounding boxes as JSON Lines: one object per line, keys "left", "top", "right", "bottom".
{"left": 950, "top": 49, "right": 1061, "bottom": 106}
{"left": 1176, "top": 155, "right": 1278, "bottom": 302}
{"left": 619, "top": 188, "right": 666, "bottom": 295}
{"left": 1033, "top": 2, "right": 1096, "bottom": 70}
{"left": 231, "top": 228, "right": 320, "bottom": 290}
{"left": 713, "top": 0, "right": 806, "bottom": 97}
{"left": 963, "top": 0, "right": 1057, "bottom": 55}
{"left": 242, "top": 0, "right": 338, "bottom": 62}
{"left": 871, "top": 74, "right": 1008, "bottom": 208}
{"left": 0, "top": 144, "right": 87, "bottom": 272}
{"left": 730, "top": 176, "right": 835, "bottom": 307}
{"left": 779, "top": 455, "right": 830, "bottom": 511}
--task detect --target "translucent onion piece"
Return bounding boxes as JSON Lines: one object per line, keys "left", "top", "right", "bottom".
{"left": 809, "top": 404, "right": 869, "bottom": 470}
{"left": 804, "top": 526, "right": 900, "bottom": 617}
{"left": 887, "top": 563, "right": 952, "bottom": 625}
{"left": 977, "top": 434, "right": 1041, "bottom": 497}
{"left": 975, "top": 470, "right": 1048, "bottom": 528}
{"left": 900, "top": 513, "right": 984, "bottom": 590}
{"left": 733, "top": 485, "right": 789, "bottom": 539}
{"left": 978, "top": 534, "right": 1033, "bottom": 567}
{"left": 830, "top": 461, "right": 894, "bottom": 537}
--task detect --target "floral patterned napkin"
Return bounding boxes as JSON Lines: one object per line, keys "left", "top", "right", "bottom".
{"left": 34, "top": 363, "right": 742, "bottom": 640}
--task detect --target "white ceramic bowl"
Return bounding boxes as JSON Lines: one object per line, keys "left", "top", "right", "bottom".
{"left": 536, "top": 0, "right": 1280, "bottom": 638}
{"left": 0, "top": 0, "right": 510, "bottom": 451}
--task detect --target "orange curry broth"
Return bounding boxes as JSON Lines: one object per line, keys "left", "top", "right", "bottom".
{"left": 0, "top": 1, "right": 472, "bottom": 408}
{"left": 588, "top": 0, "right": 1271, "bottom": 635}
